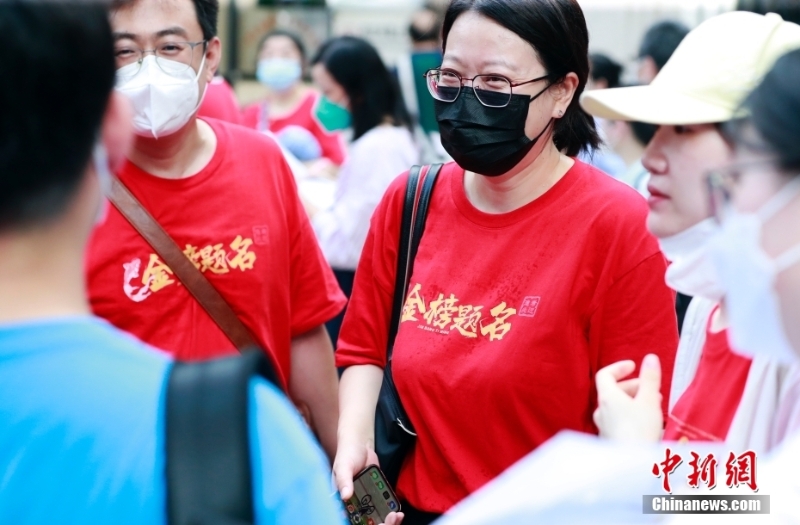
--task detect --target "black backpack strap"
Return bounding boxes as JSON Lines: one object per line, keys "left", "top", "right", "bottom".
{"left": 386, "top": 163, "right": 443, "bottom": 361}
{"left": 166, "top": 349, "right": 281, "bottom": 525}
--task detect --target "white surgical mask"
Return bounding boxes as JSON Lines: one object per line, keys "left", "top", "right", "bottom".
{"left": 709, "top": 177, "right": 800, "bottom": 364}
{"left": 115, "top": 54, "right": 206, "bottom": 139}
{"left": 658, "top": 218, "right": 724, "bottom": 300}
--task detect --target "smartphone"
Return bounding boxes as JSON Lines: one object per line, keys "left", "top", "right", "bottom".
{"left": 343, "top": 465, "right": 401, "bottom": 525}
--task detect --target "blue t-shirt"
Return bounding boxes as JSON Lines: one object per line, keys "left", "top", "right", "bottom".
{"left": 0, "top": 317, "right": 345, "bottom": 524}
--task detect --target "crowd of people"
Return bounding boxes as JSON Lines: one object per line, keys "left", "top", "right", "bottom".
{"left": 3, "top": 0, "right": 800, "bottom": 524}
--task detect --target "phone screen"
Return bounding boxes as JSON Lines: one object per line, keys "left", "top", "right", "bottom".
{"left": 343, "top": 465, "right": 401, "bottom": 525}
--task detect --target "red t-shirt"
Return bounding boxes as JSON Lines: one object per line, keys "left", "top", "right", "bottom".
{"left": 664, "top": 310, "right": 751, "bottom": 442}
{"left": 86, "top": 117, "right": 346, "bottom": 387}
{"left": 336, "top": 160, "right": 679, "bottom": 512}
{"left": 198, "top": 77, "right": 242, "bottom": 125}
{"left": 241, "top": 91, "right": 346, "bottom": 166}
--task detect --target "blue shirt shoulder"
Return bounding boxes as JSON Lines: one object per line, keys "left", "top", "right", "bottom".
{"left": 0, "top": 317, "right": 344, "bottom": 525}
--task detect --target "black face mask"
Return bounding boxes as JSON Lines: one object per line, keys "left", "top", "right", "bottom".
{"left": 435, "top": 85, "right": 552, "bottom": 177}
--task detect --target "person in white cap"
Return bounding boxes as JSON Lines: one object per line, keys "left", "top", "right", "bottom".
{"left": 582, "top": 10, "right": 800, "bottom": 452}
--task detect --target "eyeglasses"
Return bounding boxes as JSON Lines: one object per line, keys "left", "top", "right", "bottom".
{"left": 706, "top": 159, "right": 776, "bottom": 223}
{"left": 114, "top": 41, "right": 207, "bottom": 74}
{"left": 423, "top": 68, "right": 550, "bottom": 108}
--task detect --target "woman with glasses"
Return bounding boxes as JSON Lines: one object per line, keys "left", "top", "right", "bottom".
{"left": 664, "top": 48, "right": 800, "bottom": 525}
{"left": 332, "top": 1, "right": 678, "bottom": 522}
{"left": 707, "top": 46, "right": 800, "bottom": 524}
{"left": 582, "top": 12, "right": 800, "bottom": 453}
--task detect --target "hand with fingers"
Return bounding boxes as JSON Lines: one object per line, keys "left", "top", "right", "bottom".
{"left": 380, "top": 512, "right": 405, "bottom": 525}
{"left": 333, "top": 441, "right": 378, "bottom": 503}
{"left": 593, "top": 353, "right": 664, "bottom": 443}
{"left": 333, "top": 443, "right": 405, "bottom": 525}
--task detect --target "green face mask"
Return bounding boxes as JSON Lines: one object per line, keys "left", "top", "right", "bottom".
{"left": 315, "top": 96, "right": 351, "bottom": 132}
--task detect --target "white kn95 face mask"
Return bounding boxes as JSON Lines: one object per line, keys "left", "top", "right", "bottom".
{"left": 115, "top": 54, "right": 206, "bottom": 139}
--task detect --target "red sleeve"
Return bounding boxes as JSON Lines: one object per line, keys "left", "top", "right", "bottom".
{"left": 241, "top": 102, "right": 261, "bottom": 130}
{"left": 198, "top": 79, "right": 242, "bottom": 125}
{"left": 314, "top": 126, "right": 346, "bottom": 166}
{"left": 589, "top": 251, "right": 678, "bottom": 418}
{"left": 335, "top": 172, "right": 409, "bottom": 367}
{"left": 282, "top": 159, "right": 347, "bottom": 336}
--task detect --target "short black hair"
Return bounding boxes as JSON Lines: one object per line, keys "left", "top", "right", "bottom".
{"left": 409, "top": 8, "right": 442, "bottom": 43}
{"left": 732, "top": 49, "right": 800, "bottom": 173}
{"left": 0, "top": 0, "right": 116, "bottom": 231}
{"left": 443, "top": 0, "right": 600, "bottom": 157}
{"left": 737, "top": 0, "right": 800, "bottom": 25}
{"left": 112, "top": 0, "right": 219, "bottom": 41}
{"left": 631, "top": 121, "right": 657, "bottom": 146}
{"left": 638, "top": 20, "right": 689, "bottom": 71}
{"left": 258, "top": 29, "right": 307, "bottom": 63}
{"left": 589, "top": 53, "right": 623, "bottom": 89}
{"left": 312, "top": 36, "right": 411, "bottom": 141}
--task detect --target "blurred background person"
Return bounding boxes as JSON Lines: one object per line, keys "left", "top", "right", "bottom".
{"left": 198, "top": 75, "right": 242, "bottom": 125}
{"left": 637, "top": 20, "right": 690, "bottom": 85}
{"left": 587, "top": 52, "right": 623, "bottom": 91}
{"left": 580, "top": 53, "right": 627, "bottom": 178}
{"left": 604, "top": 117, "right": 657, "bottom": 194}
{"left": 307, "top": 36, "right": 417, "bottom": 346}
{"left": 397, "top": 3, "right": 448, "bottom": 164}
{"left": 242, "top": 29, "right": 346, "bottom": 172}
{"left": 624, "top": 20, "right": 689, "bottom": 194}
{"left": 738, "top": 0, "right": 800, "bottom": 23}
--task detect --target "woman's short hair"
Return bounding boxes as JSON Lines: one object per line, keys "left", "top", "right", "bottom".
{"left": 590, "top": 53, "right": 623, "bottom": 89}
{"left": 442, "top": 0, "right": 600, "bottom": 157}
{"left": 312, "top": 36, "right": 411, "bottom": 141}
{"left": 257, "top": 29, "right": 307, "bottom": 63}
{"left": 730, "top": 48, "right": 800, "bottom": 174}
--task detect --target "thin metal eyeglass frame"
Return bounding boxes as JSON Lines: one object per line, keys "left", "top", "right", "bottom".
{"left": 423, "top": 68, "right": 550, "bottom": 108}
{"left": 705, "top": 159, "right": 777, "bottom": 223}
{"left": 117, "top": 40, "right": 207, "bottom": 72}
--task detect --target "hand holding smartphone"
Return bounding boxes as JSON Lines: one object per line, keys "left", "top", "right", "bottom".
{"left": 343, "top": 465, "right": 401, "bottom": 525}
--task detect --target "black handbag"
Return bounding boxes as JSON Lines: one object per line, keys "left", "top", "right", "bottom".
{"left": 375, "top": 163, "right": 442, "bottom": 486}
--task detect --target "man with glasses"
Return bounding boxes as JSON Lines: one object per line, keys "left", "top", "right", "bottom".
{"left": 0, "top": 1, "right": 344, "bottom": 522}
{"left": 87, "top": 0, "right": 345, "bottom": 462}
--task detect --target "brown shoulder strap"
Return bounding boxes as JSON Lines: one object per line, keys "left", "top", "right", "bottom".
{"left": 106, "top": 176, "right": 258, "bottom": 352}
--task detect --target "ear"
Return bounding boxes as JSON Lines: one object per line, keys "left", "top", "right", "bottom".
{"left": 101, "top": 91, "right": 134, "bottom": 171}
{"left": 202, "top": 36, "right": 222, "bottom": 83}
{"left": 550, "top": 72, "right": 579, "bottom": 119}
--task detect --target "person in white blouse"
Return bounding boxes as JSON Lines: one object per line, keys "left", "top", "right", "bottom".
{"left": 305, "top": 36, "right": 419, "bottom": 344}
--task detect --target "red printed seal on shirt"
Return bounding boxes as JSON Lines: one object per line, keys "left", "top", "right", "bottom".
{"left": 518, "top": 296, "right": 541, "bottom": 318}
{"left": 252, "top": 225, "right": 270, "bottom": 246}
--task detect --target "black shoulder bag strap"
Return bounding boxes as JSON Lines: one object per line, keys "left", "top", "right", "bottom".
{"left": 387, "top": 163, "right": 443, "bottom": 358}
{"left": 166, "top": 350, "right": 281, "bottom": 525}
{"left": 372, "top": 164, "right": 442, "bottom": 484}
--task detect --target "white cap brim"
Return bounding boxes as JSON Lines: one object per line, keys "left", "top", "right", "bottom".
{"left": 580, "top": 85, "right": 739, "bottom": 125}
